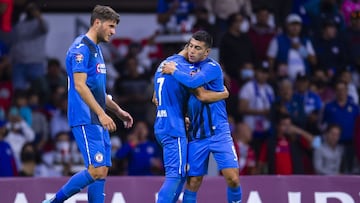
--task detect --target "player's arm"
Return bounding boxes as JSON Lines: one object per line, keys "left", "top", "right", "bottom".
{"left": 105, "top": 95, "right": 133, "bottom": 128}
{"left": 73, "top": 72, "right": 116, "bottom": 132}
{"left": 162, "top": 61, "right": 219, "bottom": 89}
{"left": 192, "top": 86, "right": 229, "bottom": 103}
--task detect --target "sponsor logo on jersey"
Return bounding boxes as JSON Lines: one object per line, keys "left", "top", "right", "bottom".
{"left": 96, "top": 63, "right": 106, "bottom": 74}
{"left": 75, "top": 53, "right": 84, "bottom": 63}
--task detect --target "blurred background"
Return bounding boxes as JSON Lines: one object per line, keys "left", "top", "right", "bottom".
{"left": 1, "top": 0, "right": 360, "bottom": 179}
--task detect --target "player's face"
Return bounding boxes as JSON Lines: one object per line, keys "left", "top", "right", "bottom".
{"left": 187, "top": 38, "right": 210, "bottom": 63}
{"left": 97, "top": 20, "right": 117, "bottom": 43}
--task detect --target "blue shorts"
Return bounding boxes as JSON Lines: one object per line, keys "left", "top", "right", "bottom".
{"left": 187, "top": 132, "right": 239, "bottom": 176}
{"left": 72, "top": 124, "right": 111, "bottom": 168}
{"left": 155, "top": 134, "right": 187, "bottom": 178}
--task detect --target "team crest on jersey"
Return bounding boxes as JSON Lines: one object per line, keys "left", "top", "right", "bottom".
{"left": 95, "top": 152, "right": 104, "bottom": 163}
{"left": 96, "top": 63, "right": 106, "bottom": 74}
{"left": 190, "top": 68, "right": 200, "bottom": 76}
{"left": 75, "top": 53, "right": 84, "bottom": 63}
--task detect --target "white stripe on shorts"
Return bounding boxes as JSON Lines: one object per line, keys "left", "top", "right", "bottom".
{"left": 81, "top": 125, "right": 91, "bottom": 165}
{"left": 177, "top": 137, "right": 182, "bottom": 174}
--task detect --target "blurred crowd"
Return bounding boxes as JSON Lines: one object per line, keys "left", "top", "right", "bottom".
{"left": 1, "top": 0, "right": 360, "bottom": 177}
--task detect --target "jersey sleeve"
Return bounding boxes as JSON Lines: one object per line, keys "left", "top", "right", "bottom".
{"left": 172, "top": 62, "right": 222, "bottom": 89}
{"left": 69, "top": 45, "right": 90, "bottom": 74}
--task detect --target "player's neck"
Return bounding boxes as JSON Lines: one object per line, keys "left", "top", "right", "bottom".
{"left": 85, "top": 29, "right": 99, "bottom": 44}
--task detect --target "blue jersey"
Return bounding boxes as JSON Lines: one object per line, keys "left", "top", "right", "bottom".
{"left": 66, "top": 35, "right": 107, "bottom": 127}
{"left": 154, "top": 54, "right": 190, "bottom": 137}
{"left": 172, "top": 58, "right": 230, "bottom": 139}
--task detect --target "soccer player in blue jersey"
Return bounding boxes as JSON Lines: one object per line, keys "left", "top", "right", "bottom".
{"left": 42, "top": 5, "right": 133, "bottom": 203}
{"left": 162, "top": 31, "right": 242, "bottom": 203}
{"left": 154, "top": 47, "right": 229, "bottom": 203}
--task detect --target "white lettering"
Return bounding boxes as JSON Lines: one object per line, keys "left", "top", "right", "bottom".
{"left": 14, "top": 193, "right": 29, "bottom": 203}
{"left": 111, "top": 192, "right": 127, "bottom": 203}
{"left": 155, "top": 192, "right": 183, "bottom": 202}
{"left": 288, "top": 192, "right": 301, "bottom": 203}
{"left": 315, "top": 192, "right": 355, "bottom": 203}
{"left": 157, "top": 110, "right": 168, "bottom": 117}
{"left": 45, "top": 193, "right": 87, "bottom": 203}
{"left": 247, "top": 191, "right": 263, "bottom": 203}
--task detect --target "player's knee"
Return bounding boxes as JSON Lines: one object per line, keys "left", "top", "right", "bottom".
{"left": 186, "top": 176, "right": 203, "bottom": 191}
{"left": 88, "top": 165, "right": 108, "bottom": 179}
{"left": 225, "top": 174, "right": 240, "bottom": 188}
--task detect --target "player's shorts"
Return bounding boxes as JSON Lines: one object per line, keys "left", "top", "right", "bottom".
{"left": 155, "top": 134, "right": 187, "bottom": 178}
{"left": 187, "top": 132, "right": 239, "bottom": 176}
{"left": 72, "top": 124, "right": 111, "bottom": 168}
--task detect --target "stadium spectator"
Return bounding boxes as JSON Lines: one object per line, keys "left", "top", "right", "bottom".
{"left": 293, "top": 74, "right": 323, "bottom": 130}
{"left": 345, "top": 10, "right": 360, "bottom": 69}
{"left": 39, "top": 132, "right": 83, "bottom": 177}
{"left": 4, "top": 106, "right": 35, "bottom": 169}
{"left": 271, "top": 79, "right": 305, "bottom": 129}
{"left": 339, "top": 68, "right": 359, "bottom": 104}
{"left": 322, "top": 80, "right": 360, "bottom": 173}
{"left": 310, "top": 68, "right": 335, "bottom": 104}
{"left": 341, "top": 0, "right": 360, "bottom": 26}
{"left": 304, "top": 0, "right": 346, "bottom": 37}
{"left": 10, "top": 89, "right": 32, "bottom": 126}
{"left": 49, "top": 93, "right": 70, "bottom": 139}
{"left": 113, "top": 55, "right": 152, "bottom": 121}
{"left": 238, "top": 63, "right": 274, "bottom": 157}
{"left": 204, "top": 0, "right": 252, "bottom": 45}
{"left": 115, "top": 121, "right": 163, "bottom": 176}
{"left": 18, "top": 142, "right": 37, "bottom": 176}
{"left": 10, "top": 2, "right": 48, "bottom": 90}
{"left": 267, "top": 13, "right": 317, "bottom": 81}
{"left": 220, "top": 12, "right": 257, "bottom": 95}
{"left": 156, "top": 0, "right": 195, "bottom": 34}
{"left": 312, "top": 19, "right": 348, "bottom": 79}
{"left": 27, "top": 91, "right": 49, "bottom": 151}
{"left": 30, "top": 58, "right": 67, "bottom": 105}
{"left": 258, "top": 113, "right": 314, "bottom": 174}
{"left": 313, "top": 124, "right": 343, "bottom": 175}
{"left": 248, "top": 5, "right": 276, "bottom": 62}
{"left": 232, "top": 121, "right": 257, "bottom": 175}
{"left": 0, "top": 119, "right": 17, "bottom": 176}
{"left": 192, "top": 7, "right": 218, "bottom": 45}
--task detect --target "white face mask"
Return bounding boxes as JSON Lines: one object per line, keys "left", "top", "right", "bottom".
{"left": 56, "top": 141, "right": 70, "bottom": 152}
{"left": 239, "top": 20, "right": 250, "bottom": 33}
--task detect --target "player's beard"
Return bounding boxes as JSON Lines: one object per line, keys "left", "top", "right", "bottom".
{"left": 97, "top": 26, "right": 109, "bottom": 43}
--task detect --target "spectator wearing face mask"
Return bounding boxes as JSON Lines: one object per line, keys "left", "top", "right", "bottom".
{"left": 18, "top": 142, "right": 38, "bottom": 176}
{"left": 39, "top": 132, "right": 83, "bottom": 177}
{"left": 238, "top": 63, "right": 275, "bottom": 158}
{"left": 5, "top": 107, "right": 35, "bottom": 170}
{"left": 220, "top": 12, "right": 257, "bottom": 113}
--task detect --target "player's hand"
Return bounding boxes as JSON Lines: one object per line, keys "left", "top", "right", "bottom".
{"left": 223, "top": 85, "right": 229, "bottom": 98}
{"left": 162, "top": 61, "right": 177, "bottom": 74}
{"left": 185, "top": 116, "right": 190, "bottom": 131}
{"left": 99, "top": 113, "right": 117, "bottom": 132}
{"left": 152, "top": 95, "right": 159, "bottom": 106}
{"left": 117, "top": 110, "right": 134, "bottom": 128}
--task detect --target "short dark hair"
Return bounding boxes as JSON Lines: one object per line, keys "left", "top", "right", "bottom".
{"left": 275, "top": 113, "right": 291, "bottom": 125}
{"left": 325, "top": 123, "right": 341, "bottom": 133}
{"left": 90, "top": 5, "right": 120, "bottom": 26}
{"left": 227, "top": 12, "right": 241, "bottom": 27}
{"left": 191, "top": 30, "right": 213, "bottom": 48}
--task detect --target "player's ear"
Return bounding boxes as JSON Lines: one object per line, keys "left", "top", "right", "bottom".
{"left": 205, "top": 48, "right": 211, "bottom": 57}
